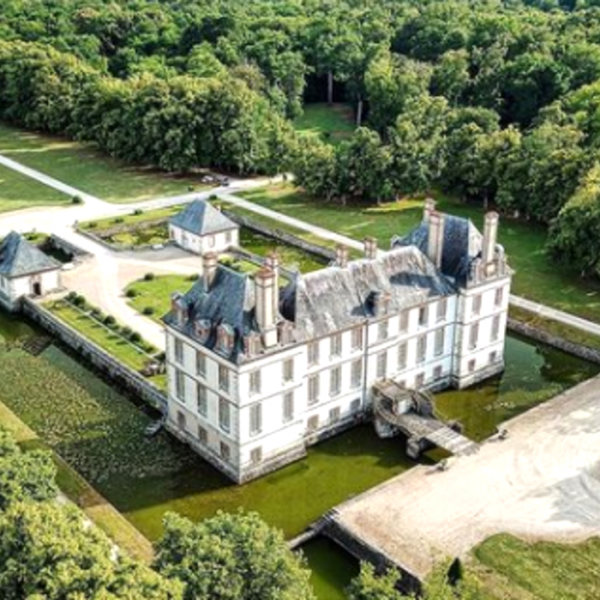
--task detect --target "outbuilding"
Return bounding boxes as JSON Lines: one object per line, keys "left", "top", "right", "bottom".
{"left": 169, "top": 199, "right": 239, "bottom": 256}
{"left": 0, "top": 232, "right": 62, "bottom": 311}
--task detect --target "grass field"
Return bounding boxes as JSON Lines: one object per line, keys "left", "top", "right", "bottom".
{"left": 0, "top": 162, "right": 70, "bottom": 213}
{"left": 473, "top": 534, "right": 600, "bottom": 600}
{"left": 239, "top": 184, "right": 600, "bottom": 323}
{"left": 294, "top": 103, "right": 355, "bottom": 145}
{"left": 0, "top": 123, "right": 210, "bottom": 203}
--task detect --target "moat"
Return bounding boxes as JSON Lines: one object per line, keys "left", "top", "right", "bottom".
{"left": 0, "top": 311, "right": 597, "bottom": 599}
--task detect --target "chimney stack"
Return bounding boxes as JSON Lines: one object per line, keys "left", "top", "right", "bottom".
{"left": 363, "top": 237, "right": 378, "bottom": 260}
{"left": 264, "top": 251, "right": 280, "bottom": 316}
{"left": 482, "top": 212, "right": 499, "bottom": 266}
{"left": 255, "top": 268, "right": 278, "bottom": 348}
{"left": 336, "top": 244, "right": 349, "bottom": 268}
{"left": 203, "top": 252, "right": 218, "bottom": 289}
{"left": 424, "top": 197, "right": 437, "bottom": 222}
{"left": 427, "top": 211, "right": 445, "bottom": 269}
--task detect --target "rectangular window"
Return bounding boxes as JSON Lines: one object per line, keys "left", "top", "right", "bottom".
{"left": 283, "top": 391, "right": 294, "bottom": 423}
{"left": 489, "top": 351, "right": 498, "bottom": 364}
{"left": 417, "top": 335, "right": 427, "bottom": 364}
{"left": 472, "top": 295, "right": 482, "bottom": 317}
{"left": 434, "top": 328, "right": 445, "bottom": 357}
{"left": 219, "top": 397, "right": 230, "bottom": 432}
{"left": 175, "top": 370, "right": 185, "bottom": 401}
{"left": 378, "top": 320, "right": 388, "bottom": 341}
{"left": 249, "top": 370, "right": 261, "bottom": 395}
{"left": 415, "top": 372, "right": 425, "bottom": 388}
{"left": 330, "top": 366, "right": 341, "bottom": 396}
{"left": 495, "top": 287, "right": 504, "bottom": 308}
{"left": 329, "top": 407, "right": 341, "bottom": 423}
{"left": 307, "top": 415, "right": 319, "bottom": 432}
{"left": 398, "top": 342, "right": 408, "bottom": 371}
{"left": 220, "top": 442, "right": 230, "bottom": 461}
{"left": 399, "top": 311, "right": 409, "bottom": 333}
{"left": 377, "top": 351, "right": 387, "bottom": 378}
{"left": 352, "top": 327, "right": 363, "bottom": 350}
{"left": 308, "top": 375, "right": 320, "bottom": 405}
{"left": 225, "top": 231, "right": 233, "bottom": 244}
{"left": 218, "top": 365, "right": 229, "bottom": 392}
{"left": 250, "top": 403, "right": 262, "bottom": 436}
{"left": 250, "top": 447, "right": 262, "bottom": 464}
{"left": 350, "top": 398, "right": 361, "bottom": 413}
{"left": 177, "top": 411, "right": 186, "bottom": 430}
{"left": 196, "top": 352, "right": 206, "bottom": 377}
{"left": 419, "top": 306, "right": 428, "bottom": 327}
{"left": 197, "top": 383, "right": 207, "bottom": 416}
{"left": 197, "top": 425, "right": 208, "bottom": 445}
{"left": 308, "top": 342, "right": 320, "bottom": 366}
{"left": 330, "top": 334, "right": 342, "bottom": 357}
{"left": 434, "top": 365, "right": 443, "bottom": 380}
{"left": 469, "top": 323, "right": 479, "bottom": 350}
{"left": 436, "top": 299, "right": 447, "bottom": 322}
{"left": 468, "top": 359, "right": 476, "bottom": 373}
{"left": 351, "top": 359, "right": 362, "bottom": 389}
{"left": 491, "top": 315, "right": 501, "bottom": 342}
{"left": 283, "top": 358, "right": 294, "bottom": 382}
{"left": 174, "top": 339, "right": 184, "bottom": 364}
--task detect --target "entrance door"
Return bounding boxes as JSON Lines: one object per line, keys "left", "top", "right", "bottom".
{"left": 32, "top": 282, "right": 42, "bottom": 296}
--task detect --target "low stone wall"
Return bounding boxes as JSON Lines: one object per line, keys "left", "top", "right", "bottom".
{"left": 229, "top": 247, "right": 298, "bottom": 280}
{"left": 46, "top": 234, "right": 92, "bottom": 262}
{"left": 22, "top": 298, "right": 167, "bottom": 412}
{"left": 222, "top": 209, "right": 336, "bottom": 262}
{"left": 508, "top": 318, "right": 600, "bottom": 365}
{"left": 323, "top": 515, "right": 421, "bottom": 595}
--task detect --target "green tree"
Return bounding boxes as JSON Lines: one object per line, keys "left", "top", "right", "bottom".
{"left": 155, "top": 510, "right": 315, "bottom": 600}
{"left": 347, "top": 563, "right": 403, "bottom": 600}
{"left": 0, "top": 501, "right": 183, "bottom": 600}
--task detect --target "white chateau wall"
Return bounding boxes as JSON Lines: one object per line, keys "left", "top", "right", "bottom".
{"left": 0, "top": 270, "right": 61, "bottom": 308}
{"left": 169, "top": 225, "right": 238, "bottom": 256}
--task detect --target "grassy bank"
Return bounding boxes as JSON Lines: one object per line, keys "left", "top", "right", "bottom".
{"left": 0, "top": 162, "right": 69, "bottom": 213}
{"left": 0, "top": 396, "right": 153, "bottom": 563}
{"left": 472, "top": 534, "right": 600, "bottom": 600}
{"left": 0, "top": 123, "right": 210, "bottom": 203}
{"left": 238, "top": 184, "right": 600, "bottom": 323}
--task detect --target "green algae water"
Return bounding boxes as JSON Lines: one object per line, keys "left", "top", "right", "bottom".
{"left": 0, "top": 311, "right": 597, "bottom": 599}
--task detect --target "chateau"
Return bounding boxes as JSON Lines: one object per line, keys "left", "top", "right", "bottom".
{"left": 163, "top": 201, "right": 512, "bottom": 483}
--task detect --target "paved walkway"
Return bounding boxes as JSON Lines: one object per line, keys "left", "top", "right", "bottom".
{"left": 332, "top": 374, "right": 600, "bottom": 579}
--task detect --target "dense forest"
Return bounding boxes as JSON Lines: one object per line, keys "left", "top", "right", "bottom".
{"left": 1, "top": 0, "right": 600, "bottom": 275}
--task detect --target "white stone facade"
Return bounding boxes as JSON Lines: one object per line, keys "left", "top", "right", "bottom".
{"left": 169, "top": 224, "right": 238, "bottom": 256}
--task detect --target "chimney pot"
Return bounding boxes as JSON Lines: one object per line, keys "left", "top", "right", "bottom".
{"left": 482, "top": 211, "right": 499, "bottom": 266}
{"left": 427, "top": 211, "right": 445, "bottom": 269}
{"left": 363, "top": 237, "right": 378, "bottom": 260}
{"left": 336, "top": 244, "right": 349, "bottom": 268}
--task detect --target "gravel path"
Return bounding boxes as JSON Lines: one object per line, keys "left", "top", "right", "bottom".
{"left": 334, "top": 374, "right": 600, "bottom": 579}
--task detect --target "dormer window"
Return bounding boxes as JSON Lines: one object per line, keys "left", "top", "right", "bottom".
{"left": 216, "top": 323, "right": 235, "bottom": 355}
{"left": 243, "top": 332, "right": 262, "bottom": 357}
{"left": 194, "top": 318, "right": 212, "bottom": 343}
{"left": 370, "top": 291, "right": 390, "bottom": 317}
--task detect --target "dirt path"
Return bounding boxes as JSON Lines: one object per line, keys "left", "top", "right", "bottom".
{"left": 333, "top": 374, "right": 600, "bottom": 579}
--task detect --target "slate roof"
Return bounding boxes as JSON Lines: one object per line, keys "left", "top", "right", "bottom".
{"left": 282, "top": 246, "right": 456, "bottom": 341}
{"left": 169, "top": 199, "right": 238, "bottom": 236}
{"left": 164, "top": 246, "right": 456, "bottom": 363}
{"left": 392, "top": 215, "right": 483, "bottom": 286}
{"left": 0, "top": 232, "right": 61, "bottom": 278}
{"left": 163, "top": 265, "right": 255, "bottom": 363}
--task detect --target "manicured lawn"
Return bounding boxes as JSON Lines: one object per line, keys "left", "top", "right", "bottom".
{"left": 126, "top": 275, "right": 198, "bottom": 322}
{"left": 45, "top": 300, "right": 162, "bottom": 387}
{"left": 294, "top": 103, "right": 355, "bottom": 145}
{"left": 239, "top": 184, "right": 600, "bottom": 323}
{"left": 0, "top": 123, "right": 210, "bottom": 203}
{"left": 79, "top": 205, "right": 184, "bottom": 231}
{"left": 473, "top": 534, "right": 600, "bottom": 600}
{"left": 0, "top": 162, "right": 69, "bottom": 213}
{"left": 0, "top": 395, "right": 153, "bottom": 563}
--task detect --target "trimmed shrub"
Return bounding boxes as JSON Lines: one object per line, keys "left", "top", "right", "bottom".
{"left": 133, "top": 209, "right": 144, "bottom": 216}
{"left": 112, "top": 217, "right": 125, "bottom": 224}
{"left": 103, "top": 315, "right": 116, "bottom": 327}
{"left": 188, "top": 185, "right": 195, "bottom": 192}
{"left": 125, "top": 289, "right": 138, "bottom": 298}
{"left": 187, "top": 274, "right": 199, "bottom": 281}
{"left": 121, "top": 326, "right": 133, "bottom": 338}
{"left": 66, "top": 291, "right": 77, "bottom": 303}
{"left": 71, "top": 195, "right": 83, "bottom": 205}
{"left": 72, "top": 295, "right": 86, "bottom": 308}
{"left": 142, "top": 306, "right": 155, "bottom": 316}
{"left": 130, "top": 332, "right": 142, "bottom": 344}
{"left": 144, "top": 273, "right": 155, "bottom": 281}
